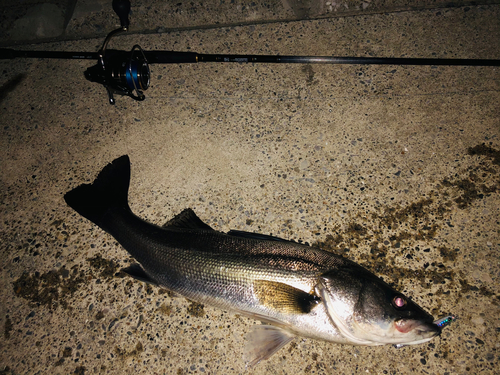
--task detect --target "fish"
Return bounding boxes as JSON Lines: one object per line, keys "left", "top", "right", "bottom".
{"left": 64, "top": 155, "right": 443, "bottom": 366}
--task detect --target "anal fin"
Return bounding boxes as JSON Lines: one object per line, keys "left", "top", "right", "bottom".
{"left": 244, "top": 325, "right": 294, "bottom": 368}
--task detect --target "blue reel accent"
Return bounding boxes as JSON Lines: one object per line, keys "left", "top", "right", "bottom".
{"left": 125, "top": 60, "right": 142, "bottom": 90}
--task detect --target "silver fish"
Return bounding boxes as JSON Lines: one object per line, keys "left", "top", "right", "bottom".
{"left": 64, "top": 155, "right": 442, "bottom": 366}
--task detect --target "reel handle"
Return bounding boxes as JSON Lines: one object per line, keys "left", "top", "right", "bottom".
{"left": 113, "top": 0, "right": 131, "bottom": 29}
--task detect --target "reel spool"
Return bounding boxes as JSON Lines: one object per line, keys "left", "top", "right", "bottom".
{"left": 113, "top": 45, "right": 150, "bottom": 100}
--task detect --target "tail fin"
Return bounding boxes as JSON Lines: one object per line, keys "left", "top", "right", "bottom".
{"left": 64, "top": 155, "right": 131, "bottom": 228}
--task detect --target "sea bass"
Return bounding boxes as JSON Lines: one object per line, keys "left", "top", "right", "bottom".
{"left": 64, "top": 155, "right": 442, "bottom": 366}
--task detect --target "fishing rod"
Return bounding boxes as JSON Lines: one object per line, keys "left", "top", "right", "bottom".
{"left": 1, "top": 0, "right": 499, "bottom": 104}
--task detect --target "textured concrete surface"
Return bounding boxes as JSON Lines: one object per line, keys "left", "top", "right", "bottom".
{"left": 1, "top": 2, "right": 499, "bottom": 375}
{"left": 2, "top": 0, "right": 500, "bottom": 45}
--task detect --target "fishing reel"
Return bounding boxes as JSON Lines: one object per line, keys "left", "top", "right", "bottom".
{"left": 84, "top": 0, "right": 150, "bottom": 104}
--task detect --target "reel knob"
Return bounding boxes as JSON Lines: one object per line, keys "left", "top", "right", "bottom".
{"left": 112, "top": 0, "right": 131, "bottom": 29}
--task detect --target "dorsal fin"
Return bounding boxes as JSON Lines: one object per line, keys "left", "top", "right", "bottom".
{"left": 227, "top": 230, "right": 289, "bottom": 242}
{"left": 163, "top": 208, "right": 214, "bottom": 230}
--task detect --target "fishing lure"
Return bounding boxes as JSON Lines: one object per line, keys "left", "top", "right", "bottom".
{"left": 434, "top": 315, "right": 457, "bottom": 329}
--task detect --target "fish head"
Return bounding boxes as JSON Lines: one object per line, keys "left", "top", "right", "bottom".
{"left": 319, "top": 266, "right": 441, "bottom": 346}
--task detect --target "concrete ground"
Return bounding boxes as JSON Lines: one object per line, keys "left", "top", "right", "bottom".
{"left": 1, "top": 1, "right": 499, "bottom": 374}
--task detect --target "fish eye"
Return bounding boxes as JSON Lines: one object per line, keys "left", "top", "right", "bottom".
{"left": 392, "top": 295, "right": 407, "bottom": 309}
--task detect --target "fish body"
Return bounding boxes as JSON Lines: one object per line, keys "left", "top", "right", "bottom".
{"left": 64, "top": 155, "right": 441, "bottom": 366}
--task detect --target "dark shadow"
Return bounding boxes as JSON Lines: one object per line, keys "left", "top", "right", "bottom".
{"left": 0, "top": 73, "right": 25, "bottom": 103}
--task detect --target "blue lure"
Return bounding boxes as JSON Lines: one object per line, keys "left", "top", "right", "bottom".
{"left": 434, "top": 315, "right": 457, "bottom": 329}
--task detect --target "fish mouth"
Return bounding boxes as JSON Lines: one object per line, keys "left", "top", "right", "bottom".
{"left": 395, "top": 318, "right": 441, "bottom": 337}
{"left": 383, "top": 318, "right": 441, "bottom": 346}
{"left": 416, "top": 321, "right": 442, "bottom": 336}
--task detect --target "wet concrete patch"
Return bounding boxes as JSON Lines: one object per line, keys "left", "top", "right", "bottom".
{"left": 468, "top": 143, "right": 500, "bottom": 166}
{"left": 187, "top": 301, "right": 206, "bottom": 318}
{"left": 87, "top": 254, "right": 120, "bottom": 279}
{"left": 13, "top": 266, "right": 86, "bottom": 309}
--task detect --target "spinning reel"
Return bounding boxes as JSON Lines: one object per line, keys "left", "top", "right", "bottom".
{"left": 84, "top": 0, "right": 150, "bottom": 104}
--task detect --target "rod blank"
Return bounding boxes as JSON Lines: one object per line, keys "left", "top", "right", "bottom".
{"left": 2, "top": 48, "right": 499, "bottom": 66}
{"left": 198, "top": 53, "right": 500, "bottom": 66}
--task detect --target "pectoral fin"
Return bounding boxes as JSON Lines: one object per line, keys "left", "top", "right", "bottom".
{"left": 244, "top": 325, "right": 294, "bottom": 368}
{"left": 254, "top": 280, "right": 321, "bottom": 314}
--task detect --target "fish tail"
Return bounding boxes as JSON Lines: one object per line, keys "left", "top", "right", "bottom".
{"left": 64, "top": 155, "right": 131, "bottom": 228}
